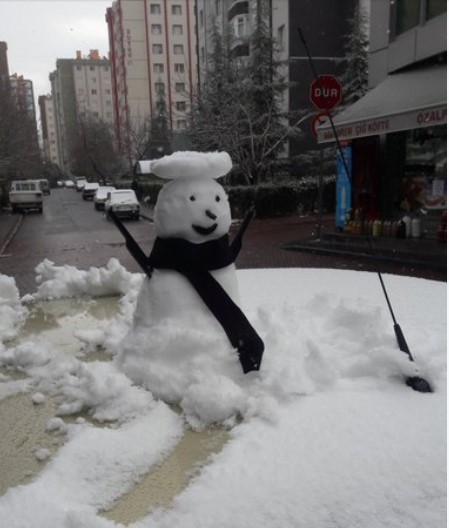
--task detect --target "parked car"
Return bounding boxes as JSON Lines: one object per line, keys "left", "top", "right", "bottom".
{"left": 104, "top": 189, "right": 140, "bottom": 220}
{"left": 94, "top": 186, "right": 115, "bottom": 211}
{"left": 38, "top": 179, "right": 51, "bottom": 195}
{"left": 75, "top": 176, "right": 87, "bottom": 192}
{"left": 82, "top": 182, "right": 99, "bottom": 200}
{"left": 9, "top": 180, "right": 43, "bottom": 213}
{"left": 56, "top": 180, "right": 63, "bottom": 188}
{"left": 65, "top": 180, "right": 74, "bottom": 188}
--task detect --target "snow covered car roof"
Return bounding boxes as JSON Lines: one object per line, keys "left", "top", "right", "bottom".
{"left": 95, "top": 186, "right": 115, "bottom": 199}
{"left": 107, "top": 189, "right": 138, "bottom": 204}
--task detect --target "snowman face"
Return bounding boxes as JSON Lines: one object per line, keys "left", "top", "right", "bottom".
{"left": 154, "top": 176, "right": 232, "bottom": 243}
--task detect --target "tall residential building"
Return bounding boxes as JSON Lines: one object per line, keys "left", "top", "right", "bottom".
{"left": 105, "top": 0, "right": 198, "bottom": 157}
{"left": 197, "top": 0, "right": 357, "bottom": 156}
{"left": 39, "top": 95, "right": 59, "bottom": 165}
{"left": 49, "top": 50, "right": 113, "bottom": 173}
{"left": 0, "top": 41, "right": 9, "bottom": 92}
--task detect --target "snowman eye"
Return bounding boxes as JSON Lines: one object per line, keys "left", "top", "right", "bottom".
{"left": 215, "top": 195, "right": 221, "bottom": 202}
{"left": 189, "top": 195, "right": 196, "bottom": 201}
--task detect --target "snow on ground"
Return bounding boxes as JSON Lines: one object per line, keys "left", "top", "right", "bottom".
{"left": 0, "top": 258, "right": 446, "bottom": 527}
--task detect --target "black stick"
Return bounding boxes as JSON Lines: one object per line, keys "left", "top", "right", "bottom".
{"left": 298, "top": 27, "right": 432, "bottom": 393}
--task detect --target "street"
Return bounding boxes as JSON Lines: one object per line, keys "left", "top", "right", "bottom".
{"left": 0, "top": 187, "right": 445, "bottom": 297}
{"left": 0, "top": 187, "right": 157, "bottom": 294}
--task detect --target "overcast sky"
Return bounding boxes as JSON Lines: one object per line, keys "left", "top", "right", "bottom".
{"left": 0, "top": 0, "right": 111, "bottom": 104}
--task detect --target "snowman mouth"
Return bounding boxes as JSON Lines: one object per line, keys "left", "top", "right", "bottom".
{"left": 192, "top": 223, "right": 218, "bottom": 236}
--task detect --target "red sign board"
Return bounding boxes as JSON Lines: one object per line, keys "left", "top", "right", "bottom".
{"left": 310, "top": 75, "right": 342, "bottom": 110}
{"left": 311, "top": 112, "right": 329, "bottom": 139}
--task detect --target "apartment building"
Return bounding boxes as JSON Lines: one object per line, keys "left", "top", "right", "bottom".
{"left": 106, "top": 0, "right": 197, "bottom": 157}
{"left": 197, "top": 0, "right": 356, "bottom": 155}
{"left": 49, "top": 50, "right": 113, "bottom": 173}
{"left": 38, "top": 95, "right": 59, "bottom": 165}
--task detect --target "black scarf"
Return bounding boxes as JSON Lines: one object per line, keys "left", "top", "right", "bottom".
{"left": 109, "top": 209, "right": 264, "bottom": 373}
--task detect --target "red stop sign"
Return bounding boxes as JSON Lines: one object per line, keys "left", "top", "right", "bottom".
{"left": 310, "top": 75, "right": 342, "bottom": 110}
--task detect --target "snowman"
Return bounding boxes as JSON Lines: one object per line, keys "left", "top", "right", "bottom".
{"left": 110, "top": 151, "right": 264, "bottom": 406}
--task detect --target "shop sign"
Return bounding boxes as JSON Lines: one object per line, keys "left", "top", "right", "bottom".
{"left": 317, "top": 105, "right": 447, "bottom": 143}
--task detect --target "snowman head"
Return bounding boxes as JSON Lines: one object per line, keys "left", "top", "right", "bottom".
{"left": 150, "top": 151, "right": 233, "bottom": 244}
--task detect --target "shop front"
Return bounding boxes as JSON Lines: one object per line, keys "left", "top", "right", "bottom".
{"left": 317, "top": 62, "right": 447, "bottom": 241}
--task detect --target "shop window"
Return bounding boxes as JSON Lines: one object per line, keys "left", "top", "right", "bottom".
{"left": 426, "top": 0, "right": 446, "bottom": 19}
{"left": 402, "top": 125, "right": 447, "bottom": 211}
{"left": 395, "top": 0, "right": 421, "bottom": 35}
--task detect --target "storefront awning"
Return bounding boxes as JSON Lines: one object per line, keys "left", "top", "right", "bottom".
{"left": 317, "top": 63, "right": 447, "bottom": 143}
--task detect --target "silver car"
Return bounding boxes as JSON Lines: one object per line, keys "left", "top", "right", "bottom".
{"left": 104, "top": 189, "right": 140, "bottom": 220}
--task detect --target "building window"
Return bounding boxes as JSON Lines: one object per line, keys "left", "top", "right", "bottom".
{"left": 235, "top": 16, "right": 246, "bottom": 37}
{"left": 150, "top": 3, "right": 161, "bottom": 14}
{"left": 175, "top": 82, "right": 185, "bottom": 92}
{"left": 105, "top": 88, "right": 111, "bottom": 94}
{"left": 93, "top": 112, "right": 99, "bottom": 118}
{"left": 90, "top": 65, "right": 95, "bottom": 71}
{"left": 174, "top": 63, "right": 185, "bottom": 73}
{"left": 176, "top": 119, "right": 187, "bottom": 129}
{"left": 426, "top": 0, "right": 446, "bottom": 19}
{"left": 153, "top": 43, "right": 163, "bottom": 54}
{"left": 91, "top": 89, "right": 97, "bottom": 95}
{"left": 91, "top": 77, "right": 97, "bottom": 83}
{"left": 176, "top": 101, "right": 186, "bottom": 111}
{"left": 200, "top": 9, "right": 204, "bottom": 27}
{"left": 215, "top": 0, "right": 221, "bottom": 14}
{"left": 76, "top": 65, "right": 82, "bottom": 71}
{"left": 174, "top": 44, "right": 184, "bottom": 55}
{"left": 277, "top": 24, "right": 285, "bottom": 47}
{"left": 104, "top": 65, "right": 109, "bottom": 71}
{"left": 106, "top": 100, "right": 112, "bottom": 106}
{"left": 152, "top": 24, "right": 162, "bottom": 34}
{"left": 172, "top": 4, "right": 182, "bottom": 15}
{"left": 173, "top": 24, "right": 183, "bottom": 35}
{"left": 154, "top": 63, "right": 164, "bottom": 73}
{"left": 155, "top": 82, "right": 165, "bottom": 93}
{"left": 395, "top": 0, "right": 421, "bottom": 35}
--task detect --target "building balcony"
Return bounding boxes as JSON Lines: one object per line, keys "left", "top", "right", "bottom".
{"left": 228, "top": 0, "right": 249, "bottom": 21}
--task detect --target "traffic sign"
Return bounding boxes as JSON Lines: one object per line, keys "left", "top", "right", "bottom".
{"left": 310, "top": 75, "right": 342, "bottom": 110}
{"left": 311, "top": 112, "right": 329, "bottom": 138}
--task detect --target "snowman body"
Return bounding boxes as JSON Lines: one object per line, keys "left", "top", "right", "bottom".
{"left": 119, "top": 158, "right": 248, "bottom": 401}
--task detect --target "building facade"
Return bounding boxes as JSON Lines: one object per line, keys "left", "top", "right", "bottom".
{"left": 38, "top": 95, "right": 60, "bottom": 165}
{"left": 50, "top": 50, "right": 113, "bottom": 173}
{"left": 106, "top": 0, "right": 198, "bottom": 160}
{"left": 318, "top": 0, "right": 446, "bottom": 234}
{"left": 196, "top": 0, "right": 356, "bottom": 156}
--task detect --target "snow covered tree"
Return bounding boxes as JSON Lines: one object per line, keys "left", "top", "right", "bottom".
{"left": 339, "top": 3, "right": 369, "bottom": 106}
{"left": 189, "top": 6, "right": 300, "bottom": 185}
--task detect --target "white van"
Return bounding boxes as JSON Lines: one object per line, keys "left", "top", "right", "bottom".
{"left": 9, "top": 180, "right": 43, "bottom": 213}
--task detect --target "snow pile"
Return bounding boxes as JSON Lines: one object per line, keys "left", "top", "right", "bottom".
{"left": 28, "top": 258, "right": 143, "bottom": 300}
{"left": 0, "top": 265, "right": 445, "bottom": 528}
{"left": 0, "top": 275, "right": 28, "bottom": 344}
